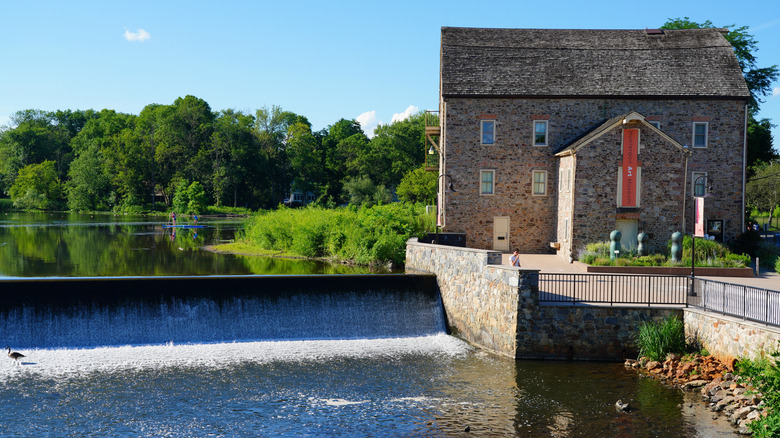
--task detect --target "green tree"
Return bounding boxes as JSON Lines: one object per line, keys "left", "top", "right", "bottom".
{"left": 365, "top": 112, "right": 426, "bottom": 187}
{"left": 397, "top": 167, "right": 437, "bottom": 204}
{"left": 211, "top": 109, "right": 259, "bottom": 207}
{"left": 9, "top": 160, "right": 63, "bottom": 210}
{"left": 746, "top": 161, "right": 780, "bottom": 227}
{"left": 342, "top": 175, "right": 392, "bottom": 207}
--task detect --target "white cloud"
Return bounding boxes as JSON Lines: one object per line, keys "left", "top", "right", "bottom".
{"left": 124, "top": 28, "right": 151, "bottom": 42}
{"left": 356, "top": 110, "right": 379, "bottom": 137}
{"left": 391, "top": 105, "right": 419, "bottom": 123}
{"left": 773, "top": 87, "right": 780, "bottom": 97}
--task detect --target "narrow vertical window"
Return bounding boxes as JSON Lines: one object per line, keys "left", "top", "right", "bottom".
{"left": 532, "top": 170, "right": 547, "bottom": 196}
{"left": 566, "top": 169, "right": 572, "bottom": 192}
{"left": 481, "top": 120, "right": 495, "bottom": 145}
{"left": 533, "top": 120, "right": 548, "bottom": 146}
{"left": 693, "top": 122, "right": 708, "bottom": 148}
{"left": 480, "top": 170, "right": 495, "bottom": 195}
{"left": 692, "top": 172, "right": 707, "bottom": 197}
{"left": 564, "top": 218, "right": 569, "bottom": 241}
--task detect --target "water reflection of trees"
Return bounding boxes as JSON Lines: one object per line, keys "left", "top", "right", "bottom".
{"left": 0, "top": 214, "right": 375, "bottom": 277}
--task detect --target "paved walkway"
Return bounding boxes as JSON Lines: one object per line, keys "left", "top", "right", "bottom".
{"left": 502, "top": 253, "right": 780, "bottom": 291}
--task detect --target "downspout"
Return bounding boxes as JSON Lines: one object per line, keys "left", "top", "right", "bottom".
{"left": 569, "top": 153, "right": 576, "bottom": 260}
{"left": 742, "top": 104, "right": 748, "bottom": 236}
{"left": 682, "top": 150, "right": 689, "bottom": 233}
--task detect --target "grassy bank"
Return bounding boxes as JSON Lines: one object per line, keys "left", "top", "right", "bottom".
{"left": 232, "top": 203, "right": 435, "bottom": 266}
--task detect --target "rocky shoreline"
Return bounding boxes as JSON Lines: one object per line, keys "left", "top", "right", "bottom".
{"left": 625, "top": 354, "right": 767, "bottom": 435}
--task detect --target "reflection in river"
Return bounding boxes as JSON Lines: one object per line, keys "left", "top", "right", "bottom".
{"left": 0, "top": 212, "right": 374, "bottom": 277}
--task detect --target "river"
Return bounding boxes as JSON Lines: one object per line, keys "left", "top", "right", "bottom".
{"left": 0, "top": 212, "right": 737, "bottom": 437}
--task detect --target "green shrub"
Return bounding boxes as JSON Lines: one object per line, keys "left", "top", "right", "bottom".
{"left": 635, "top": 315, "right": 686, "bottom": 362}
{"left": 238, "top": 203, "right": 433, "bottom": 265}
{"left": 736, "top": 350, "right": 780, "bottom": 437}
{"left": 776, "top": 257, "right": 780, "bottom": 275}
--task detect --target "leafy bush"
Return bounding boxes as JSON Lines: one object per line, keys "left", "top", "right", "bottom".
{"left": 635, "top": 315, "right": 687, "bottom": 362}
{"left": 238, "top": 203, "right": 433, "bottom": 265}
{"left": 736, "top": 350, "right": 780, "bottom": 437}
{"left": 776, "top": 257, "right": 780, "bottom": 275}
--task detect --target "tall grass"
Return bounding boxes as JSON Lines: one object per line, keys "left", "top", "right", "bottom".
{"left": 635, "top": 315, "right": 686, "bottom": 362}
{"left": 240, "top": 203, "right": 435, "bottom": 265}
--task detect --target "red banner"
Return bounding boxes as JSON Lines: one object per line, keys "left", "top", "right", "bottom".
{"left": 694, "top": 197, "right": 705, "bottom": 237}
{"left": 621, "top": 129, "right": 639, "bottom": 207}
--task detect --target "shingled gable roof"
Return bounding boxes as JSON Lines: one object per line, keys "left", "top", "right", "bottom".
{"left": 555, "top": 111, "right": 687, "bottom": 156}
{"left": 441, "top": 27, "right": 751, "bottom": 99}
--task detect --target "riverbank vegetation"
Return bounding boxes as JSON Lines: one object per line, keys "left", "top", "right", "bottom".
{"left": 222, "top": 203, "right": 434, "bottom": 266}
{"left": 578, "top": 236, "right": 751, "bottom": 268}
{"left": 631, "top": 316, "right": 775, "bottom": 434}
{"left": 635, "top": 316, "right": 687, "bottom": 362}
{"left": 736, "top": 351, "right": 780, "bottom": 437}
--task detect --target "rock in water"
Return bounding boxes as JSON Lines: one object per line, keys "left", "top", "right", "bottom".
{"left": 615, "top": 399, "right": 631, "bottom": 412}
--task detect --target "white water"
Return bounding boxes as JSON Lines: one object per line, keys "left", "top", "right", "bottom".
{"left": 1, "top": 334, "right": 471, "bottom": 380}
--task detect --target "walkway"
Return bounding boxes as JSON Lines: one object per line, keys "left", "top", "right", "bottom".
{"left": 502, "top": 253, "right": 780, "bottom": 291}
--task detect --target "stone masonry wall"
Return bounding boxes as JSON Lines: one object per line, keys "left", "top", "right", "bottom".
{"left": 406, "top": 239, "right": 682, "bottom": 360}
{"left": 685, "top": 308, "right": 780, "bottom": 365}
{"left": 442, "top": 97, "right": 745, "bottom": 253}
{"left": 570, "top": 121, "right": 688, "bottom": 257}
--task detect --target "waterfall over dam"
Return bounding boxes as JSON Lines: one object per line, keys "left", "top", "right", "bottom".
{"left": 0, "top": 275, "right": 445, "bottom": 349}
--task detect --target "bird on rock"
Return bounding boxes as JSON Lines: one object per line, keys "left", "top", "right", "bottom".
{"left": 6, "top": 346, "right": 25, "bottom": 364}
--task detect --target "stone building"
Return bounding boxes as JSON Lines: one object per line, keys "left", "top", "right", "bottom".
{"left": 432, "top": 27, "right": 750, "bottom": 258}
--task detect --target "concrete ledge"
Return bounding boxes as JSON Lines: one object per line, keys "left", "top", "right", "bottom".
{"left": 575, "top": 261, "right": 753, "bottom": 277}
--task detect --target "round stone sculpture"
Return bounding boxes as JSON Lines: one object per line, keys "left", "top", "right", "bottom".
{"left": 609, "top": 230, "right": 622, "bottom": 260}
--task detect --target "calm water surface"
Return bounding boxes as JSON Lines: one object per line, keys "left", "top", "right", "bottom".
{"left": 0, "top": 212, "right": 374, "bottom": 277}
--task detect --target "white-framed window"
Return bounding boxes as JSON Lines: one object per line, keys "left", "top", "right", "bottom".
{"left": 480, "top": 170, "right": 495, "bottom": 195}
{"left": 563, "top": 218, "right": 569, "bottom": 241}
{"left": 566, "top": 168, "right": 572, "bottom": 193}
{"left": 533, "top": 120, "right": 548, "bottom": 146}
{"left": 692, "top": 171, "right": 707, "bottom": 197}
{"left": 649, "top": 121, "right": 661, "bottom": 129}
{"left": 532, "top": 170, "right": 547, "bottom": 196}
{"left": 481, "top": 120, "right": 495, "bottom": 145}
{"left": 692, "top": 122, "right": 708, "bottom": 148}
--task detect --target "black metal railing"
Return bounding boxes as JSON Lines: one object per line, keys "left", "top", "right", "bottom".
{"left": 539, "top": 273, "right": 689, "bottom": 306}
{"left": 688, "top": 277, "right": 780, "bottom": 327}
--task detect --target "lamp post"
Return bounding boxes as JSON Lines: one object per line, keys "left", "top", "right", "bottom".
{"left": 690, "top": 175, "right": 713, "bottom": 278}
{"left": 435, "top": 174, "right": 455, "bottom": 244}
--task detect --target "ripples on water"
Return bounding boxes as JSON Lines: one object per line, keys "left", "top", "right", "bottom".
{"left": 1, "top": 336, "right": 736, "bottom": 437}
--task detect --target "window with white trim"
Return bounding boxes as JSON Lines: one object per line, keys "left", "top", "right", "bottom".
{"left": 480, "top": 170, "right": 495, "bottom": 195}
{"left": 564, "top": 218, "right": 569, "bottom": 241}
{"left": 649, "top": 121, "right": 661, "bottom": 129}
{"left": 692, "top": 172, "right": 707, "bottom": 197}
{"left": 532, "top": 170, "right": 547, "bottom": 196}
{"left": 692, "top": 122, "right": 708, "bottom": 148}
{"left": 533, "top": 120, "right": 548, "bottom": 146}
{"left": 481, "top": 120, "right": 495, "bottom": 145}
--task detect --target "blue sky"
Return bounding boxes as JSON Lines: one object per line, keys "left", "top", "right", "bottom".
{"left": 1, "top": 0, "right": 779, "bottom": 144}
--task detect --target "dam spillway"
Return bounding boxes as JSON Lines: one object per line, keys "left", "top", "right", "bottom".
{"left": 0, "top": 274, "right": 445, "bottom": 349}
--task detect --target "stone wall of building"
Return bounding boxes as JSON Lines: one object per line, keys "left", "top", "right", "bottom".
{"left": 441, "top": 97, "right": 746, "bottom": 254}
{"left": 684, "top": 308, "right": 780, "bottom": 365}
{"left": 570, "top": 121, "right": 688, "bottom": 256}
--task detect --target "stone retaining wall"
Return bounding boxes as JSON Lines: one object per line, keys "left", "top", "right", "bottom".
{"left": 406, "top": 239, "right": 681, "bottom": 360}
{"left": 684, "top": 308, "right": 780, "bottom": 364}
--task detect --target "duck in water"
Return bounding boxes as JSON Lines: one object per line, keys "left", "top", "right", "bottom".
{"left": 6, "top": 346, "right": 24, "bottom": 364}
